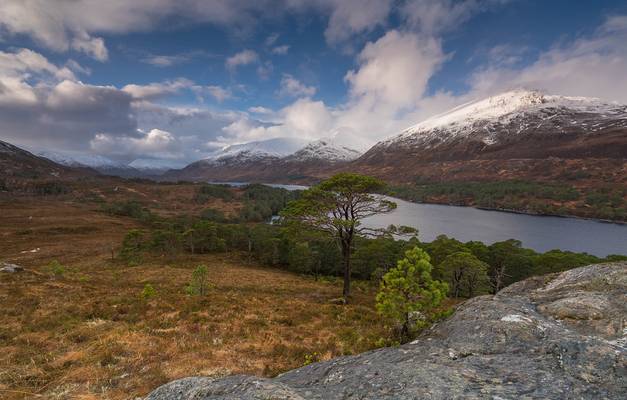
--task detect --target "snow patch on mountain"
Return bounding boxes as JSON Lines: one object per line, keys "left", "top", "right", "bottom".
{"left": 289, "top": 138, "right": 362, "bottom": 162}
{"left": 204, "top": 137, "right": 309, "bottom": 164}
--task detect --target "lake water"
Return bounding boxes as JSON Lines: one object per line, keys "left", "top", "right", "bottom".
{"left": 212, "top": 181, "right": 627, "bottom": 257}
{"left": 364, "top": 198, "right": 627, "bottom": 257}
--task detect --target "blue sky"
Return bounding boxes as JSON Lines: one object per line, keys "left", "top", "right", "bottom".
{"left": 1, "top": 0, "right": 627, "bottom": 167}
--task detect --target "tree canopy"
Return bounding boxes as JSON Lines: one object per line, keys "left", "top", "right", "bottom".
{"left": 281, "top": 173, "right": 409, "bottom": 301}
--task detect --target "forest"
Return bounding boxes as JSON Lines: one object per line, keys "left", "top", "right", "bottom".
{"left": 109, "top": 181, "right": 626, "bottom": 301}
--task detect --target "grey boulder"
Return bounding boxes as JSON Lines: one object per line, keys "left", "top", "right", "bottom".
{"left": 0, "top": 262, "right": 24, "bottom": 273}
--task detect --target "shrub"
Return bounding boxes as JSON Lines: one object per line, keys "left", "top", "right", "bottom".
{"left": 195, "top": 184, "right": 234, "bottom": 203}
{"left": 186, "top": 265, "right": 211, "bottom": 296}
{"left": 200, "top": 208, "right": 227, "bottom": 222}
{"left": 33, "top": 181, "right": 71, "bottom": 196}
{"left": 48, "top": 260, "right": 66, "bottom": 277}
{"left": 141, "top": 284, "right": 156, "bottom": 299}
{"left": 119, "top": 229, "right": 146, "bottom": 264}
{"left": 101, "top": 201, "right": 154, "bottom": 222}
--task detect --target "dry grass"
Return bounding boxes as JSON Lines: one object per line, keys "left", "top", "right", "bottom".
{"left": 0, "top": 197, "right": 386, "bottom": 399}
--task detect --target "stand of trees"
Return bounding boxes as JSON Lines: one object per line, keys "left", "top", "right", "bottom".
{"left": 118, "top": 220, "right": 624, "bottom": 301}
{"left": 108, "top": 178, "right": 625, "bottom": 301}
{"left": 391, "top": 180, "right": 627, "bottom": 221}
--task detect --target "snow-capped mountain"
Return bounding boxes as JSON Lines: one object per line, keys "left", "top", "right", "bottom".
{"left": 286, "top": 138, "right": 362, "bottom": 162}
{"left": 164, "top": 136, "right": 362, "bottom": 182}
{"left": 204, "top": 137, "right": 309, "bottom": 165}
{"left": 375, "top": 89, "right": 627, "bottom": 152}
{"left": 354, "top": 89, "right": 627, "bottom": 183}
{"left": 37, "top": 151, "right": 181, "bottom": 178}
{"left": 38, "top": 151, "right": 130, "bottom": 170}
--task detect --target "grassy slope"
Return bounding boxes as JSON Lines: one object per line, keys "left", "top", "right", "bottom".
{"left": 0, "top": 197, "right": 387, "bottom": 399}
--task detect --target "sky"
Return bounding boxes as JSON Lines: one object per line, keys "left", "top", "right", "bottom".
{"left": 1, "top": 0, "right": 627, "bottom": 168}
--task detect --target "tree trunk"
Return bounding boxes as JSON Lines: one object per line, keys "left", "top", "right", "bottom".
{"left": 342, "top": 239, "right": 352, "bottom": 303}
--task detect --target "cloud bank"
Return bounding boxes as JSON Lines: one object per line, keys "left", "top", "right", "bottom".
{"left": 1, "top": 1, "right": 627, "bottom": 168}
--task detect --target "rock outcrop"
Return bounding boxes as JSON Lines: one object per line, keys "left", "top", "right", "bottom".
{"left": 146, "top": 262, "right": 627, "bottom": 399}
{"left": 0, "top": 263, "right": 24, "bottom": 273}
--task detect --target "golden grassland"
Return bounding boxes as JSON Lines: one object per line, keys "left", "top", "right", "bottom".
{"left": 0, "top": 196, "right": 390, "bottom": 399}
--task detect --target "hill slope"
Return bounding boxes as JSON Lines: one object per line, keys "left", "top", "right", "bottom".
{"left": 0, "top": 140, "right": 91, "bottom": 181}
{"left": 147, "top": 262, "right": 627, "bottom": 399}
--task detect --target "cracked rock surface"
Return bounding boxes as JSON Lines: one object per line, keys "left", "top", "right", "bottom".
{"left": 146, "top": 262, "right": 627, "bottom": 399}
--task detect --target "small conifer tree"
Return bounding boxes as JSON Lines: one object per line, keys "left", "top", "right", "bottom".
{"left": 376, "top": 247, "right": 448, "bottom": 341}
{"left": 186, "top": 265, "right": 210, "bottom": 296}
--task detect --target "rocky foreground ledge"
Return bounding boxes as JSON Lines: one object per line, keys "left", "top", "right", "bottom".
{"left": 147, "top": 263, "right": 627, "bottom": 399}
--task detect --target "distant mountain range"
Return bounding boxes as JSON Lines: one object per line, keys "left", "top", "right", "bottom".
{"left": 162, "top": 135, "right": 364, "bottom": 182}
{"left": 165, "top": 89, "right": 627, "bottom": 184}
{"left": 36, "top": 151, "right": 177, "bottom": 179}
{"left": 2, "top": 89, "right": 626, "bottom": 187}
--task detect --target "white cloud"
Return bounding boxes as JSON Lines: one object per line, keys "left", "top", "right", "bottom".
{"left": 0, "top": 48, "right": 76, "bottom": 81}
{"left": 225, "top": 49, "right": 258, "bottom": 71}
{"left": 0, "top": 79, "right": 136, "bottom": 151}
{"left": 90, "top": 128, "right": 182, "bottom": 159}
{"left": 322, "top": 0, "right": 393, "bottom": 47}
{"left": 248, "top": 106, "right": 273, "bottom": 114}
{"left": 65, "top": 59, "right": 91, "bottom": 76}
{"left": 140, "top": 50, "right": 213, "bottom": 67}
{"left": 206, "top": 86, "right": 232, "bottom": 103}
{"left": 345, "top": 30, "right": 446, "bottom": 109}
{"left": 0, "top": 1, "right": 400, "bottom": 59}
{"left": 400, "top": 0, "right": 510, "bottom": 35}
{"left": 192, "top": 85, "right": 232, "bottom": 103}
{"left": 463, "top": 13, "right": 627, "bottom": 103}
{"left": 122, "top": 78, "right": 192, "bottom": 100}
{"left": 219, "top": 98, "right": 332, "bottom": 145}
{"left": 0, "top": 77, "right": 38, "bottom": 106}
{"left": 272, "top": 45, "right": 290, "bottom": 55}
{"left": 278, "top": 74, "right": 317, "bottom": 98}
{"left": 0, "top": 1, "right": 272, "bottom": 59}
{"left": 70, "top": 31, "right": 108, "bottom": 61}
{"left": 265, "top": 33, "right": 280, "bottom": 46}
{"left": 218, "top": 29, "right": 448, "bottom": 147}
{"left": 142, "top": 54, "right": 189, "bottom": 67}
{"left": 257, "top": 61, "right": 274, "bottom": 80}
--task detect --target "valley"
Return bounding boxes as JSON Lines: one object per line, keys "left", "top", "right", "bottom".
{"left": 0, "top": 189, "right": 389, "bottom": 400}
{"left": 1, "top": 150, "right": 625, "bottom": 398}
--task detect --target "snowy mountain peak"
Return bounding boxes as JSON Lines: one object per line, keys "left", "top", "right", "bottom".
{"left": 204, "top": 137, "right": 309, "bottom": 164}
{"left": 289, "top": 138, "right": 362, "bottom": 162}
{"left": 402, "top": 89, "right": 613, "bottom": 135}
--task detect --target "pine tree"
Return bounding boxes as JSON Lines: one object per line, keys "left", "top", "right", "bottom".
{"left": 376, "top": 247, "right": 448, "bottom": 341}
